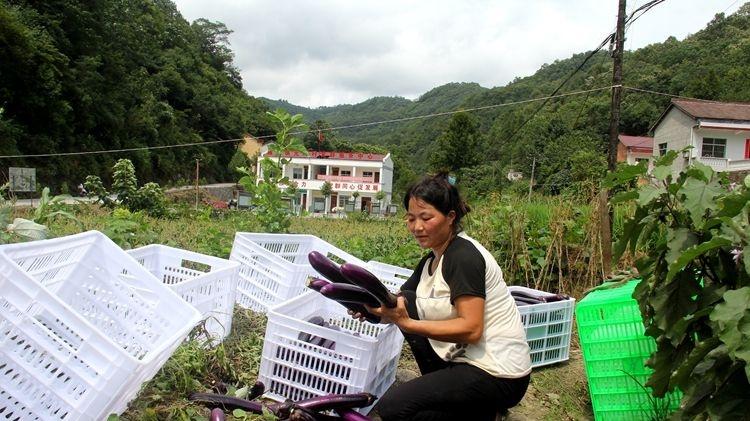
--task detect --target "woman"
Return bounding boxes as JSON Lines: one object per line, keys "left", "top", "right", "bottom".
{"left": 358, "top": 173, "right": 531, "bottom": 421}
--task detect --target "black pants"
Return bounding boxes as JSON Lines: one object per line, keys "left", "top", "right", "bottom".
{"left": 373, "top": 290, "right": 530, "bottom": 421}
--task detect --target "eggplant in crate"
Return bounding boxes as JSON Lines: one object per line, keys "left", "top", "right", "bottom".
{"left": 259, "top": 292, "right": 404, "bottom": 414}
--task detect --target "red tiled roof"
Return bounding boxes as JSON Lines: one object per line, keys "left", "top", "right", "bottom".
{"left": 265, "top": 150, "right": 387, "bottom": 161}
{"left": 671, "top": 98, "right": 750, "bottom": 121}
{"left": 619, "top": 135, "right": 653, "bottom": 149}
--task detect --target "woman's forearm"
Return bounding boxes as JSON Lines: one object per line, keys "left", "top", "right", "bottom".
{"left": 399, "top": 316, "right": 482, "bottom": 344}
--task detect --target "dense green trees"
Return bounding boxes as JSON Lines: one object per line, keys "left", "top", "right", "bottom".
{"left": 0, "top": 0, "right": 272, "bottom": 192}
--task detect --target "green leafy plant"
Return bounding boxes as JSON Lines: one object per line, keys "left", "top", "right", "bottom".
{"left": 237, "top": 109, "right": 307, "bottom": 232}
{"left": 0, "top": 184, "right": 80, "bottom": 243}
{"left": 85, "top": 159, "right": 167, "bottom": 217}
{"left": 607, "top": 150, "right": 750, "bottom": 419}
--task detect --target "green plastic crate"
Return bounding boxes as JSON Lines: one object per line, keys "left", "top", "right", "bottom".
{"left": 576, "top": 280, "right": 681, "bottom": 421}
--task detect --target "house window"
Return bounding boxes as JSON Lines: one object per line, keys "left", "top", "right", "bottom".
{"left": 701, "top": 138, "right": 726, "bottom": 158}
{"left": 658, "top": 143, "right": 667, "bottom": 156}
{"left": 292, "top": 167, "right": 303, "bottom": 179}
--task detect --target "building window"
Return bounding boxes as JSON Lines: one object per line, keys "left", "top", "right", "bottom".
{"left": 362, "top": 171, "right": 373, "bottom": 179}
{"left": 338, "top": 195, "right": 349, "bottom": 207}
{"left": 701, "top": 138, "right": 726, "bottom": 158}
{"left": 340, "top": 170, "right": 351, "bottom": 176}
{"left": 292, "top": 167, "right": 303, "bottom": 179}
{"left": 658, "top": 143, "right": 667, "bottom": 156}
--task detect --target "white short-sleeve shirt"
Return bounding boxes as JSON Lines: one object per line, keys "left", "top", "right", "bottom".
{"left": 406, "top": 232, "right": 532, "bottom": 378}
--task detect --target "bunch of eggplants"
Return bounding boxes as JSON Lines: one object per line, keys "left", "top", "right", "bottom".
{"left": 307, "top": 251, "right": 400, "bottom": 323}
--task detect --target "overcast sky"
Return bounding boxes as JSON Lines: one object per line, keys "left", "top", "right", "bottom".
{"left": 173, "top": 0, "right": 742, "bottom": 108}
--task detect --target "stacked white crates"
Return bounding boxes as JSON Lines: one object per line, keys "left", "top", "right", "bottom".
{"left": 127, "top": 245, "right": 240, "bottom": 346}
{"left": 229, "top": 233, "right": 368, "bottom": 312}
{"left": 509, "top": 286, "right": 575, "bottom": 368}
{"left": 0, "top": 231, "right": 202, "bottom": 420}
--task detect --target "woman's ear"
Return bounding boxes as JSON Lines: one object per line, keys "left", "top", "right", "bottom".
{"left": 447, "top": 210, "right": 457, "bottom": 225}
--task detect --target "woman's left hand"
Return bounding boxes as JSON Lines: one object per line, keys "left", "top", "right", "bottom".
{"left": 366, "top": 295, "right": 410, "bottom": 326}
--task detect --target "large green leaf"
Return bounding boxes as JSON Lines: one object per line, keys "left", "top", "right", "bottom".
{"left": 666, "top": 227, "right": 698, "bottom": 267}
{"left": 652, "top": 164, "right": 671, "bottom": 181}
{"left": 610, "top": 189, "right": 638, "bottom": 204}
{"left": 671, "top": 337, "right": 721, "bottom": 387}
{"left": 603, "top": 163, "right": 646, "bottom": 188}
{"left": 666, "top": 237, "right": 732, "bottom": 282}
{"left": 684, "top": 161, "right": 714, "bottom": 183}
{"left": 679, "top": 178, "right": 724, "bottom": 229}
{"left": 710, "top": 287, "right": 750, "bottom": 366}
{"left": 637, "top": 184, "right": 665, "bottom": 206}
{"left": 7, "top": 218, "right": 48, "bottom": 240}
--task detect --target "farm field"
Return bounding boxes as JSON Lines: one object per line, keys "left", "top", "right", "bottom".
{"left": 41, "top": 201, "right": 598, "bottom": 420}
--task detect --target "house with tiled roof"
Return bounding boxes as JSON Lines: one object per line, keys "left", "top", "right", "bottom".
{"left": 650, "top": 98, "right": 750, "bottom": 175}
{"left": 258, "top": 148, "right": 394, "bottom": 214}
{"left": 617, "top": 134, "right": 653, "bottom": 165}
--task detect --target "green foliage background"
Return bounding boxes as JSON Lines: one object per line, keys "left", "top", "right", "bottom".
{"left": 0, "top": 0, "right": 273, "bottom": 191}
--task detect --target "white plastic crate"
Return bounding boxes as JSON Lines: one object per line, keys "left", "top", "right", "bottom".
{"left": 366, "top": 260, "right": 413, "bottom": 291}
{"left": 259, "top": 292, "right": 404, "bottom": 414}
{"left": 0, "top": 231, "right": 202, "bottom": 419}
{"left": 229, "top": 233, "right": 368, "bottom": 312}
{"left": 127, "top": 245, "right": 240, "bottom": 346}
{"left": 509, "top": 286, "right": 575, "bottom": 368}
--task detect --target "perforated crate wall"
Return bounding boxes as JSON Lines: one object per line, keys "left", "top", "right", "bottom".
{"left": 576, "top": 280, "right": 682, "bottom": 420}
{"left": 509, "top": 286, "right": 575, "bottom": 368}
{"left": 229, "top": 233, "right": 368, "bottom": 312}
{"left": 259, "top": 292, "right": 403, "bottom": 414}
{"left": 127, "top": 245, "right": 240, "bottom": 346}
{"left": 0, "top": 231, "right": 201, "bottom": 419}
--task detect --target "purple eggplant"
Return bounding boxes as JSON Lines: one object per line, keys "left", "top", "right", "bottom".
{"left": 320, "top": 283, "right": 381, "bottom": 308}
{"left": 335, "top": 408, "right": 372, "bottom": 421}
{"left": 209, "top": 408, "right": 225, "bottom": 421}
{"left": 189, "top": 392, "right": 264, "bottom": 413}
{"left": 295, "top": 393, "right": 377, "bottom": 411}
{"left": 308, "top": 251, "right": 351, "bottom": 284}
{"left": 306, "top": 276, "right": 332, "bottom": 292}
{"left": 309, "top": 277, "right": 380, "bottom": 323}
{"left": 340, "top": 263, "right": 398, "bottom": 308}
{"left": 248, "top": 381, "right": 265, "bottom": 401}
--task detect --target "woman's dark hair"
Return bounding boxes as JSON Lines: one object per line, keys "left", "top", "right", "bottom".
{"left": 403, "top": 173, "right": 471, "bottom": 233}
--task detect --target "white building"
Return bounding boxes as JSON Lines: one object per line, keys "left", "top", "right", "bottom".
{"left": 257, "top": 148, "right": 394, "bottom": 214}
{"left": 651, "top": 99, "right": 750, "bottom": 175}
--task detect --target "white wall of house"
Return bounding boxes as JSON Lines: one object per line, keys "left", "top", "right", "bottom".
{"left": 653, "top": 108, "right": 696, "bottom": 172}
{"left": 258, "top": 149, "right": 394, "bottom": 214}
{"left": 694, "top": 127, "right": 750, "bottom": 171}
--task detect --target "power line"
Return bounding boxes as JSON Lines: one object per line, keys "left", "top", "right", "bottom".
{"left": 0, "top": 84, "right": 711, "bottom": 160}
{"left": 501, "top": 0, "right": 667, "bottom": 146}
{"left": 0, "top": 86, "right": 615, "bottom": 159}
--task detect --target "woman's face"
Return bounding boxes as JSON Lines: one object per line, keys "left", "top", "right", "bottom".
{"left": 406, "top": 197, "right": 455, "bottom": 250}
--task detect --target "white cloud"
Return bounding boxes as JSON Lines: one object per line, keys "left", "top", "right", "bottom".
{"left": 173, "top": 0, "right": 742, "bottom": 107}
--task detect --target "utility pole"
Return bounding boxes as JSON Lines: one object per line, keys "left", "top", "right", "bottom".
{"left": 195, "top": 158, "right": 200, "bottom": 210}
{"left": 602, "top": 0, "right": 627, "bottom": 276}
{"left": 528, "top": 156, "right": 536, "bottom": 201}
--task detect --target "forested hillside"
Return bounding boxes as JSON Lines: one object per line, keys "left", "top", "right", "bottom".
{"left": 3, "top": 1, "right": 749, "bottom": 196}
{"left": 0, "top": 0, "right": 273, "bottom": 191}
{"left": 266, "top": 4, "right": 750, "bottom": 196}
